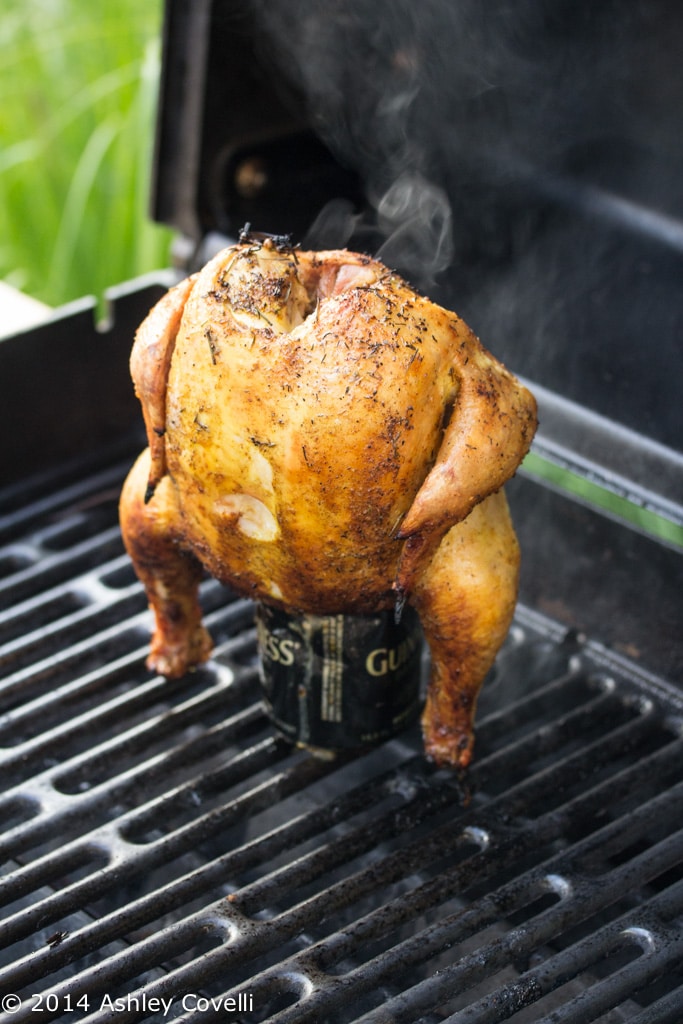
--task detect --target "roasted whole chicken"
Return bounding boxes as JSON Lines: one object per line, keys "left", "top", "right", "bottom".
{"left": 120, "top": 238, "right": 537, "bottom": 768}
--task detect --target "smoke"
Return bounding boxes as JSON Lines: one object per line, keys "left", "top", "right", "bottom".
{"left": 248, "top": 0, "right": 641, "bottom": 283}
{"left": 241, "top": 0, "right": 683, "bottom": 446}
{"left": 373, "top": 173, "right": 453, "bottom": 281}
{"left": 302, "top": 173, "right": 453, "bottom": 286}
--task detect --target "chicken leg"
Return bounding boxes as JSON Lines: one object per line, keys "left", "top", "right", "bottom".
{"left": 411, "top": 490, "right": 519, "bottom": 767}
{"left": 120, "top": 448, "right": 212, "bottom": 677}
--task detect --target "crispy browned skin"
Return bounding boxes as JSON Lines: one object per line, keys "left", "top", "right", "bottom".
{"left": 119, "top": 240, "right": 537, "bottom": 767}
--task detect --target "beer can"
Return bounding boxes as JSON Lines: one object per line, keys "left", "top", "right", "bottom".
{"left": 255, "top": 603, "right": 424, "bottom": 754}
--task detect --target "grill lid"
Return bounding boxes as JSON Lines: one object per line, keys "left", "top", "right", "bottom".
{"left": 152, "top": 0, "right": 683, "bottom": 452}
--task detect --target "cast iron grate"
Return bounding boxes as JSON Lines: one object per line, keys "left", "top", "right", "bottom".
{"left": 0, "top": 452, "right": 682, "bottom": 1023}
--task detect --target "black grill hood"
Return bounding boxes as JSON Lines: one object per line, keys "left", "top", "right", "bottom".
{"left": 152, "top": 0, "right": 683, "bottom": 452}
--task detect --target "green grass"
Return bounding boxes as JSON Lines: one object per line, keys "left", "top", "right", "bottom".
{"left": 522, "top": 450, "right": 683, "bottom": 551}
{"left": 0, "top": 0, "right": 172, "bottom": 308}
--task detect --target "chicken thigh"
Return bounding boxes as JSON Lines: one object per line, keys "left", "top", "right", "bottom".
{"left": 120, "top": 238, "right": 536, "bottom": 767}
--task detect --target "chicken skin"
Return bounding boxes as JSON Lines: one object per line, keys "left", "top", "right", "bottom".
{"left": 119, "top": 239, "right": 536, "bottom": 768}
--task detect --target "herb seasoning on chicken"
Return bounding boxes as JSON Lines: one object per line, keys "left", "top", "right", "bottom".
{"left": 119, "top": 238, "right": 537, "bottom": 768}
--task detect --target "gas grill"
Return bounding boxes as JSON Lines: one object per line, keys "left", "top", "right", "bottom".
{"left": 1, "top": 1, "right": 682, "bottom": 1021}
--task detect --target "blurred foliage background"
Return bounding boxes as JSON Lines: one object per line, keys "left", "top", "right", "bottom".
{"left": 0, "top": 0, "right": 172, "bottom": 308}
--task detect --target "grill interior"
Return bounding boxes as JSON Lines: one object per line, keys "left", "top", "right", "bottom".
{"left": 1, "top": 439, "right": 682, "bottom": 1023}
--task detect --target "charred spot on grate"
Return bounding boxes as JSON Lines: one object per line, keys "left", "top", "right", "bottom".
{"left": 1, "top": 451, "right": 682, "bottom": 1023}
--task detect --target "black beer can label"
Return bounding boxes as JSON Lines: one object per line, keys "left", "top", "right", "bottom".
{"left": 255, "top": 603, "right": 424, "bottom": 753}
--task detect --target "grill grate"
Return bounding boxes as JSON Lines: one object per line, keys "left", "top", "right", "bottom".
{"left": 1, "top": 452, "right": 682, "bottom": 1023}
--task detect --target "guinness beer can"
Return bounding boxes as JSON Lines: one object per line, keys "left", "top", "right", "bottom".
{"left": 256, "top": 603, "right": 424, "bottom": 754}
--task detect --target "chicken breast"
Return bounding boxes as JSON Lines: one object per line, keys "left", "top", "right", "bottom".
{"left": 120, "top": 238, "right": 537, "bottom": 767}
